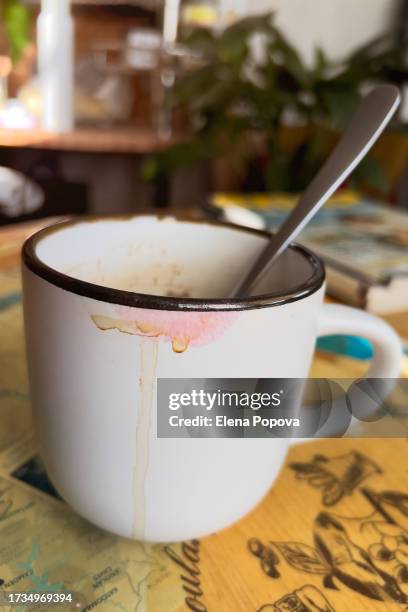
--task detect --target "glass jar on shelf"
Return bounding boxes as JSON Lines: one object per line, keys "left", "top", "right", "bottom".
{"left": 89, "top": 28, "right": 203, "bottom": 138}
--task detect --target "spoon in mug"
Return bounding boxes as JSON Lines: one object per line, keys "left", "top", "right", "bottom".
{"left": 231, "top": 84, "right": 400, "bottom": 298}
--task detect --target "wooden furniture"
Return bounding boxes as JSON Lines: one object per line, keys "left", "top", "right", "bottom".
{"left": 23, "top": 0, "right": 161, "bottom": 6}
{"left": 0, "top": 126, "right": 176, "bottom": 154}
{"left": 1, "top": 220, "right": 408, "bottom": 611}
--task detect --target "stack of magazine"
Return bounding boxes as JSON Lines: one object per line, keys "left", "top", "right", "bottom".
{"left": 206, "top": 191, "right": 408, "bottom": 314}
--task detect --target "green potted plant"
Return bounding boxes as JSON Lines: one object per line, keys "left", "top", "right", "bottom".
{"left": 1, "top": 0, "right": 33, "bottom": 98}
{"left": 143, "top": 12, "right": 408, "bottom": 196}
{"left": 2, "top": 0, "right": 31, "bottom": 63}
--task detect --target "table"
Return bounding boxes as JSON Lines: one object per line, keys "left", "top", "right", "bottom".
{"left": 1, "top": 220, "right": 408, "bottom": 611}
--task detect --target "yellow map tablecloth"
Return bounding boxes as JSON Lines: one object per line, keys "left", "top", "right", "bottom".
{"left": 1, "top": 221, "right": 408, "bottom": 611}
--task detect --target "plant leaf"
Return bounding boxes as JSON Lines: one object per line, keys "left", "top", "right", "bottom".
{"left": 273, "top": 542, "right": 329, "bottom": 574}
{"left": 312, "top": 46, "right": 328, "bottom": 80}
{"left": 2, "top": 0, "right": 31, "bottom": 62}
{"left": 318, "top": 84, "right": 361, "bottom": 129}
{"left": 350, "top": 156, "right": 388, "bottom": 194}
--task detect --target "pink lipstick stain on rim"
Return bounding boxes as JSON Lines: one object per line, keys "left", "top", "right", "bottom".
{"left": 91, "top": 307, "right": 239, "bottom": 539}
{"left": 91, "top": 307, "right": 239, "bottom": 354}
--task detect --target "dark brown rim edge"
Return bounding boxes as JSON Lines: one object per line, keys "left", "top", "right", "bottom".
{"left": 22, "top": 214, "right": 326, "bottom": 312}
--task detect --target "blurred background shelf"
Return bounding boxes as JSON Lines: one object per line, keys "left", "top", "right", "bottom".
{"left": 0, "top": 127, "right": 178, "bottom": 154}
{"left": 0, "top": 0, "right": 406, "bottom": 224}
{"left": 23, "top": 1, "right": 162, "bottom": 7}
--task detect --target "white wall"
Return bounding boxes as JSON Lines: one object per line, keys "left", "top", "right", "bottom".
{"left": 220, "top": 0, "right": 400, "bottom": 63}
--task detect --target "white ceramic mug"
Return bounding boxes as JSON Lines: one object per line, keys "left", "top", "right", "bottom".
{"left": 22, "top": 215, "right": 402, "bottom": 542}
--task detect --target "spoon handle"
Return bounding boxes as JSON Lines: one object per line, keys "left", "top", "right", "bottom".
{"left": 232, "top": 85, "right": 400, "bottom": 298}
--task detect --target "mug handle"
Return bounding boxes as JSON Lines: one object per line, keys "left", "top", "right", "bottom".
{"left": 290, "top": 303, "right": 404, "bottom": 439}
{"left": 318, "top": 303, "right": 402, "bottom": 379}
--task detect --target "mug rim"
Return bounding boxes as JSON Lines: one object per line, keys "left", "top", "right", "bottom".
{"left": 22, "top": 214, "right": 326, "bottom": 312}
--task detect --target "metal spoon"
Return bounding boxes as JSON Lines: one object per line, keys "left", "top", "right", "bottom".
{"left": 232, "top": 84, "right": 400, "bottom": 298}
